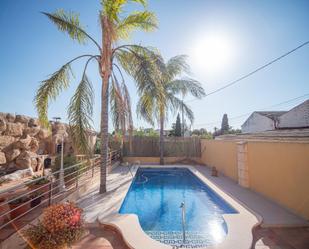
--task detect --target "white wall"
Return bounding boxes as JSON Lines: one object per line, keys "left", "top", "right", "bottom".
{"left": 241, "top": 112, "right": 275, "bottom": 133}
{"left": 278, "top": 100, "right": 309, "bottom": 128}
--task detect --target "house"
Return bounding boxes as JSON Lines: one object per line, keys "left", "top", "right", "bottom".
{"left": 241, "top": 111, "right": 287, "bottom": 133}
{"left": 241, "top": 99, "right": 309, "bottom": 133}
{"left": 278, "top": 99, "right": 309, "bottom": 128}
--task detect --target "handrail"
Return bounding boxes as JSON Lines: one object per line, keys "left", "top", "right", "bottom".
{"left": 0, "top": 159, "right": 96, "bottom": 195}
{"left": 0, "top": 150, "right": 120, "bottom": 236}
{"left": 180, "top": 202, "right": 186, "bottom": 244}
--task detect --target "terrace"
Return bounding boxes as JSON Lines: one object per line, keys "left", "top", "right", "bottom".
{"left": 1, "top": 1, "right": 309, "bottom": 249}
{"left": 1, "top": 136, "right": 308, "bottom": 249}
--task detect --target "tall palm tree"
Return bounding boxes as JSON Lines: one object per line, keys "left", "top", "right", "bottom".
{"left": 34, "top": 0, "right": 160, "bottom": 193}
{"left": 137, "top": 55, "right": 206, "bottom": 165}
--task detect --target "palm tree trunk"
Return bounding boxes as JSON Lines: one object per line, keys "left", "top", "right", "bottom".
{"left": 100, "top": 76, "right": 109, "bottom": 193}
{"left": 99, "top": 15, "right": 112, "bottom": 194}
{"left": 159, "top": 113, "right": 164, "bottom": 165}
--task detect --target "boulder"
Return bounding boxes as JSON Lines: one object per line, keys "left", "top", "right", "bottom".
{"left": 23, "top": 126, "right": 40, "bottom": 136}
{"left": 29, "top": 137, "right": 39, "bottom": 153}
{"left": 0, "top": 136, "right": 15, "bottom": 150}
{"left": 15, "top": 115, "right": 29, "bottom": 125}
{"left": 36, "top": 157, "right": 43, "bottom": 171}
{"left": 2, "top": 168, "right": 34, "bottom": 181}
{"left": 36, "top": 129, "right": 50, "bottom": 140}
{"left": 13, "top": 134, "right": 31, "bottom": 150}
{"left": 6, "top": 113, "right": 15, "bottom": 122}
{"left": 5, "top": 149, "right": 21, "bottom": 162}
{"left": 0, "top": 112, "right": 6, "bottom": 120}
{"left": 4, "top": 162, "right": 18, "bottom": 173}
{"left": 52, "top": 122, "right": 66, "bottom": 133}
{"left": 15, "top": 151, "right": 37, "bottom": 170}
{"left": 28, "top": 118, "right": 39, "bottom": 128}
{"left": 0, "top": 116, "right": 6, "bottom": 134}
{"left": 0, "top": 152, "right": 6, "bottom": 165}
{"left": 4, "top": 122, "right": 23, "bottom": 137}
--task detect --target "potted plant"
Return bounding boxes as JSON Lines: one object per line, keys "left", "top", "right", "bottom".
{"left": 27, "top": 176, "right": 50, "bottom": 199}
{"left": 30, "top": 192, "right": 42, "bottom": 208}
{"left": 0, "top": 197, "right": 8, "bottom": 225}
{"left": 8, "top": 196, "right": 30, "bottom": 220}
{"left": 23, "top": 202, "right": 85, "bottom": 249}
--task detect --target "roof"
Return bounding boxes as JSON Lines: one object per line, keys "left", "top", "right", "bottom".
{"left": 216, "top": 128, "right": 309, "bottom": 142}
{"left": 255, "top": 111, "right": 287, "bottom": 120}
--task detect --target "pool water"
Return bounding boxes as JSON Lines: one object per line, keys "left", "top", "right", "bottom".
{"left": 119, "top": 168, "right": 237, "bottom": 248}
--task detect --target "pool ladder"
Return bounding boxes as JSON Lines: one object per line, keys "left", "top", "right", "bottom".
{"left": 180, "top": 202, "right": 186, "bottom": 244}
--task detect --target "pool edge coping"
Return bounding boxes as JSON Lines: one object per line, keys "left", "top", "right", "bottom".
{"left": 97, "top": 165, "right": 261, "bottom": 249}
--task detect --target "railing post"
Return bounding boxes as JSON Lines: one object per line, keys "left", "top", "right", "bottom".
{"left": 48, "top": 181, "right": 53, "bottom": 206}
{"left": 180, "top": 202, "right": 186, "bottom": 244}
{"left": 91, "top": 159, "right": 94, "bottom": 178}
{"left": 76, "top": 166, "right": 79, "bottom": 189}
{"left": 59, "top": 136, "right": 66, "bottom": 192}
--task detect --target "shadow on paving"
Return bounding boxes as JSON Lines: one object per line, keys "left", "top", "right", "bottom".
{"left": 252, "top": 225, "right": 309, "bottom": 249}
{"left": 72, "top": 225, "right": 130, "bottom": 249}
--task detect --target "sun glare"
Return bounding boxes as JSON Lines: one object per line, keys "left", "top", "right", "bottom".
{"left": 192, "top": 33, "right": 234, "bottom": 74}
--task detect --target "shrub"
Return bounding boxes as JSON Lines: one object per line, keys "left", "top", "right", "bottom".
{"left": 9, "top": 196, "right": 30, "bottom": 205}
{"left": 26, "top": 175, "right": 50, "bottom": 187}
{"left": 23, "top": 202, "right": 85, "bottom": 249}
{"left": 52, "top": 155, "right": 85, "bottom": 180}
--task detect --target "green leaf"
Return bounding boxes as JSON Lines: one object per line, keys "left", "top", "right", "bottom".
{"left": 67, "top": 74, "right": 94, "bottom": 155}
{"left": 116, "top": 11, "right": 157, "bottom": 39}
{"left": 42, "top": 10, "right": 88, "bottom": 44}
{"left": 34, "top": 64, "right": 73, "bottom": 127}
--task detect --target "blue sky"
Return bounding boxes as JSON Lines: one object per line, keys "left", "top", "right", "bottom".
{"left": 0, "top": 0, "right": 309, "bottom": 132}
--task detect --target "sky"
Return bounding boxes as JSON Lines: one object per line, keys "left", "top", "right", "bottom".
{"left": 0, "top": 0, "right": 309, "bottom": 132}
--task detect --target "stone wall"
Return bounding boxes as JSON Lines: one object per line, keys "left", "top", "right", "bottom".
{"left": 0, "top": 112, "right": 96, "bottom": 177}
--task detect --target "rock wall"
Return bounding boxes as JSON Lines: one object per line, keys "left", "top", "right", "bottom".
{"left": 0, "top": 112, "right": 97, "bottom": 176}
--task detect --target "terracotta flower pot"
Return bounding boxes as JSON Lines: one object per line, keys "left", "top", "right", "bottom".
{"left": 9, "top": 200, "right": 30, "bottom": 220}
{"left": 30, "top": 196, "right": 42, "bottom": 208}
{"left": 0, "top": 197, "right": 9, "bottom": 226}
{"left": 28, "top": 183, "right": 50, "bottom": 200}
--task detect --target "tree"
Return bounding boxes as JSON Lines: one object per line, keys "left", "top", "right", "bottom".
{"left": 174, "top": 114, "right": 182, "bottom": 136}
{"left": 221, "top": 113, "right": 229, "bottom": 134}
{"left": 34, "top": 0, "right": 159, "bottom": 194}
{"left": 137, "top": 55, "right": 206, "bottom": 164}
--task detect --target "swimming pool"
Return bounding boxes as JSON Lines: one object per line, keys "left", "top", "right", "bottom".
{"left": 119, "top": 167, "right": 238, "bottom": 248}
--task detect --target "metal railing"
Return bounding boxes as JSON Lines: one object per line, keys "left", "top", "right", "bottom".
{"left": 0, "top": 150, "right": 121, "bottom": 240}
{"left": 180, "top": 202, "right": 186, "bottom": 244}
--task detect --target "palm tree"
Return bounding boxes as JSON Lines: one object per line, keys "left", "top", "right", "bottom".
{"left": 34, "top": 0, "right": 160, "bottom": 193}
{"left": 137, "top": 55, "right": 206, "bottom": 165}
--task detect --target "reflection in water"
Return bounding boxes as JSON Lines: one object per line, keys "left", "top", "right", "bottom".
{"left": 119, "top": 168, "right": 237, "bottom": 248}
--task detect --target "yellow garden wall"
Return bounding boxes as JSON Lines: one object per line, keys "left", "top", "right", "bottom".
{"left": 200, "top": 139, "right": 309, "bottom": 220}
{"left": 247, "top": 141, "right": 309, "bottom": 220}
{"left": 200, "top": 140, "right": 238, "bottom": 181}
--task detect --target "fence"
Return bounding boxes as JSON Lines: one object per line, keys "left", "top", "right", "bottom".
{"left": 123, "top": 136, "right": 201, "bottom": 157}
{"left": 0, "top": 150, "right": 121, "bottom": 242}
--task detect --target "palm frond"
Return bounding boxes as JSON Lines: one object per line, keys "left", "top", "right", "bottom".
{"left": 115, "top": 46, "right": 164, "bottom": 94}
{"left": 109, "top": 73, "right": 125, "bottom": 131}
{"left": 101, "top": 0, "right": 147, "bottom": 21}
{"left": 167, "top": 78, "right": 206, "bottom": 98}
{"left": 67, "top": 74, "right": 94, "bottom": 155}
{"left": 131, "top": 0, "right": 147, "bottom": 6}
{"left": 167, "top": 94, "right": 194, "bottom": 123}
{"left": 43, "top": 10, "right": 101, "bottom": 50}
{"left": 166, "top": 55, "right": 190, "bottom": 80}
{"left": 136, "top": 93, "right": 155, "bottom": 125}
{"left": 34, "top": 64, "right": 73, "bottom": 127}
{"left": 116, "top": 11, "right": 157, "bottom": 39}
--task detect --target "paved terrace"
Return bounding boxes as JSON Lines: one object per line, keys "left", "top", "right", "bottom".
{"left": 75, "top": 164, "right": 309, "bottom": 249}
